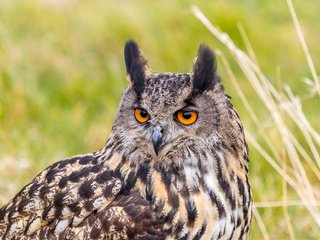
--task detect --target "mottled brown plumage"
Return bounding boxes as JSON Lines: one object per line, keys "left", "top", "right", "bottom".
{"left": 0, "top": 40, "right": 252, "bottom": 239}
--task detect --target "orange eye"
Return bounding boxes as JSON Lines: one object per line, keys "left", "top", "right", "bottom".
{"left": 176, "top": 111, "right": 198, "bottom": 125}
{"left": 134, "top": 108, "right": 150, "bottom": 123}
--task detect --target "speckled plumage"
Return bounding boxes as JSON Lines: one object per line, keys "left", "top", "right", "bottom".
{"left": 0, "top": 40, "right": 252, "bottom": 239}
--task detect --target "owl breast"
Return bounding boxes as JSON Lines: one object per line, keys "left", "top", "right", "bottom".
{"left": 127, "top": 142, "right": 252, "bottom": 240}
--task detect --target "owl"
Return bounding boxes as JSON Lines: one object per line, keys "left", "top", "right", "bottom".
{"left": 0, "top": 40, "right": 252, "bottom": 239}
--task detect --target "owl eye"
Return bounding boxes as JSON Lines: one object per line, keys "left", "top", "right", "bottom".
{"left": 134, "top": 108, "right": 150, "bottom": 123}
{"left": 176, "top": 110, "right": 198, "bottom": 125}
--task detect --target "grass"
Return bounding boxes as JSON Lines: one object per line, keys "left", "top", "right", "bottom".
{"left": 192, "top": 3, "right": 320, "bottom": 238}
{"left": 0, "top": 0, "right": 319, "bottom": 239}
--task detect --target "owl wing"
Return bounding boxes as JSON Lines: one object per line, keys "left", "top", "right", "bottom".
{"left": 0, "top": 154, "right": 166, "bottom": 239}
{"left": 29, "top": 193, "right": 167, "bottom": 240}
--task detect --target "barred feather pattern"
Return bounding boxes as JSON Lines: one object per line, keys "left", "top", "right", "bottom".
{"left": 0, "top": 41, "right": 252, "bottom": 239}
{"left": 0, "top": 122, "right": 251, "bottom": 239}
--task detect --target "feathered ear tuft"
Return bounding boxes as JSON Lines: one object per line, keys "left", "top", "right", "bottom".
{"left": 124, "top": 40, "right": 148, "bottom": 97}
{"left": 191, "top": 44, "right": 219, "bottom": 95}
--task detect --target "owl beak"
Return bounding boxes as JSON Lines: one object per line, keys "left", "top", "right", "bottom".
{"left": 152, "top": 125, "right": 163, "bottom": 155}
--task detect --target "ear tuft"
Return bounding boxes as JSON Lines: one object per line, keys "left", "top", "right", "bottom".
{"left": 124, "top": 40, "right": 148, "bottom": 97}
{"left": 191, "top": 44, "right": 218, "bottom": 95}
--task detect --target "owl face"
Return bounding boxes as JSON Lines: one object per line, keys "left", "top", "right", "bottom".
{"left": 113, "top": 41, "right": 236, "bottom": 163}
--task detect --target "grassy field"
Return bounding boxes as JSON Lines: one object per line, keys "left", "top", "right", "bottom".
{"left": 0, "top": 0, "right": 319, "bottom": 239}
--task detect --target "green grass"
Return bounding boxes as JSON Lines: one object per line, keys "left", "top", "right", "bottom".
{"left": 0, "top": 1, "right": 319, "bottom": 239}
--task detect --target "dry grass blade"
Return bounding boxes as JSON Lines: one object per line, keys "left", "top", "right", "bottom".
{"left": 252, "top": 204, "right": 270, "bottom": 240}
{"left": 254, "top": 200, "right": 320, "bottom": 208}
{"left": 282, "top": 150, "right": 296, "bottom": 240}
{"left": 191, "top": 2, "right": 320, "bottom": 231}
{"left": 286, "top": 0, "right": 320, "bottom": 96}
{"left": 237, "top": 23, "right": 257, "bottom": 64}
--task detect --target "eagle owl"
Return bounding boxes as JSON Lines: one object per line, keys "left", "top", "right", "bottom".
{"left": 0, "top": 40, "right": 252, "bottom": 239}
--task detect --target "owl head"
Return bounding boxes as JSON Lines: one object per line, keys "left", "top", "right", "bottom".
{"left": 111, "top": 40, "right": 247, "bottom": 169}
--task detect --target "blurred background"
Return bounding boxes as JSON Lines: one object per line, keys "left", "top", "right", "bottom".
{"left": 0, "top": 0, "right": 319, "bottom": 239}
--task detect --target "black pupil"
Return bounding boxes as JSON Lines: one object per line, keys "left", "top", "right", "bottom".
{"left": 140, "top": 109, "right": 148, "bottom": 118}
{"left": 182, "top": 112, "right": 192, "bottom": 119}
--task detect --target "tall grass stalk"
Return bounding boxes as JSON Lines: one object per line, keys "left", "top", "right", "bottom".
{"left": 192, "top": 4, "right": 320, "bottom": 239}
{"left": 286, "top": 0, "right": 320, "bottom": 96}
